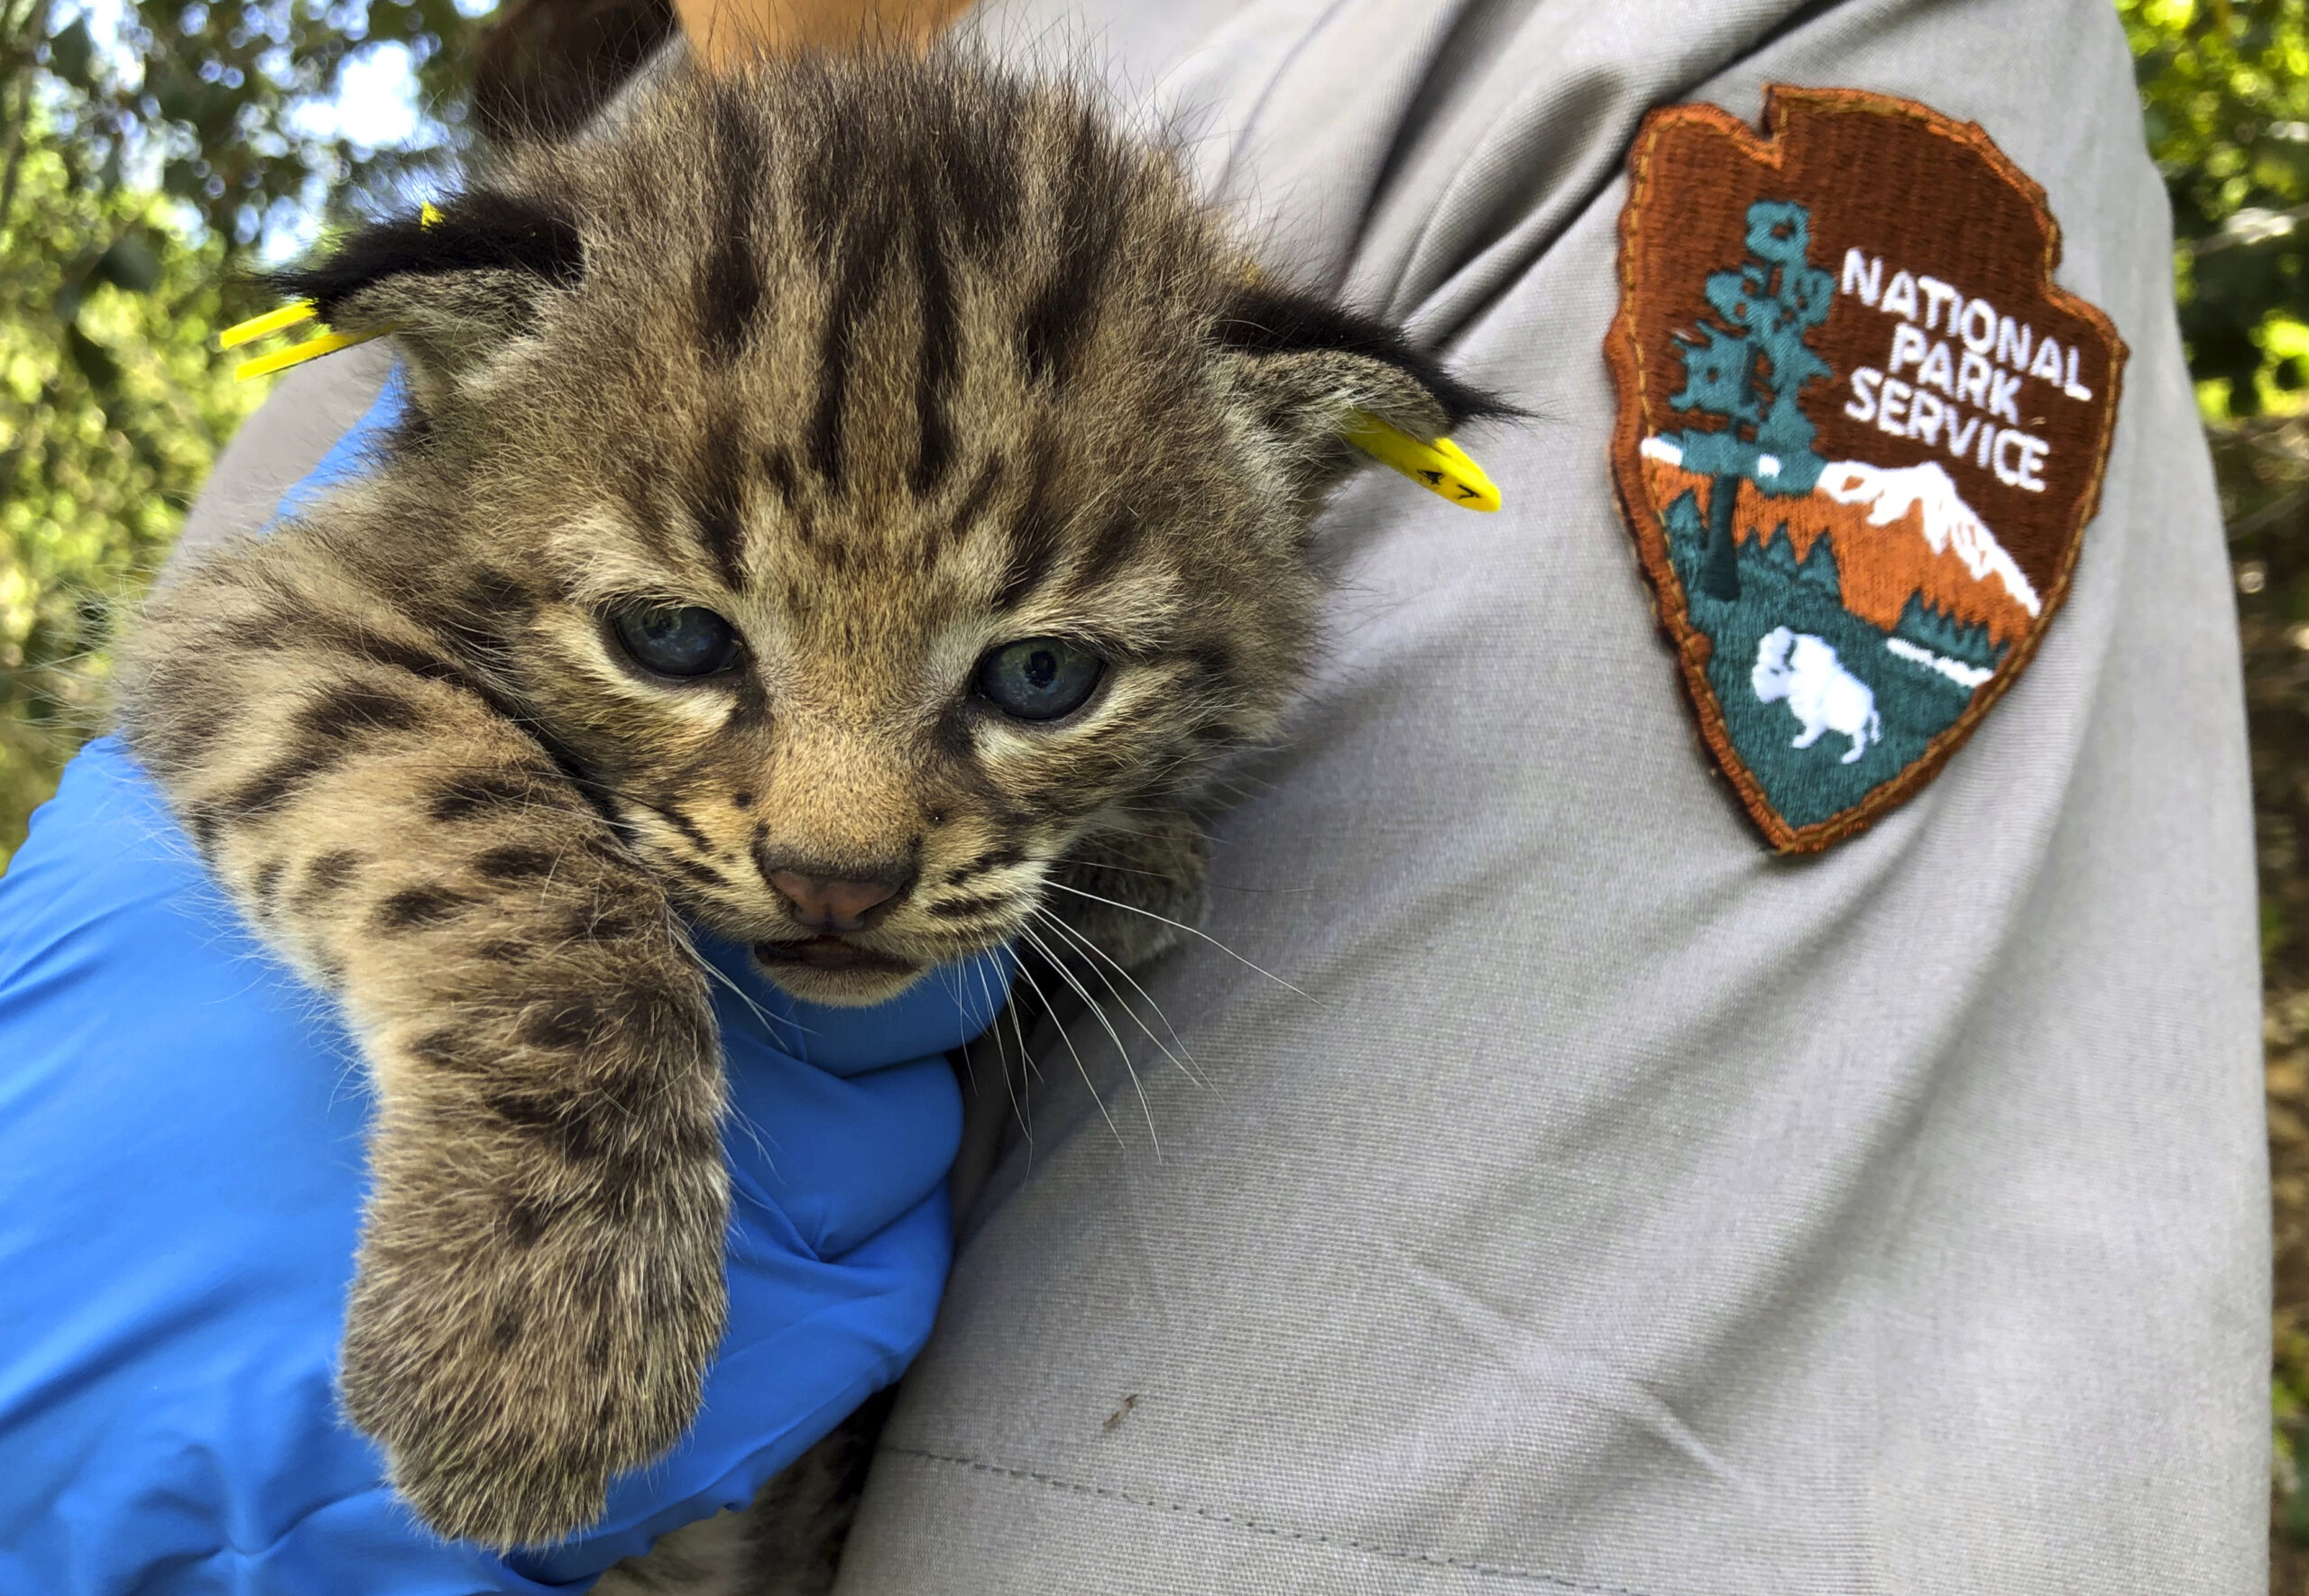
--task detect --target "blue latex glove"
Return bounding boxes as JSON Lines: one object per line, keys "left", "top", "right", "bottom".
{"left": 0, "top": 381, "right": 1008, "bottom": 1594}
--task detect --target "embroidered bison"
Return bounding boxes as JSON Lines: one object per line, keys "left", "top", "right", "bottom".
{"left": 1751, "top": 627, "right": 1881, "bottom": 766}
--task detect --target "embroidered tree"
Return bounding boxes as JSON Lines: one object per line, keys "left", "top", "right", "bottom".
{"left": 1670, "top": 199, "right": 1835, "bottom": 600}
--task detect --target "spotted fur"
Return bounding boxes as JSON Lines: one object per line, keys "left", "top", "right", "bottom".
{"left": 118, "top": 49, "right": 1505, "bottom": 1554}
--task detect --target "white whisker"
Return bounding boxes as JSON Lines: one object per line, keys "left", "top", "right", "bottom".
{"left": 1030, "top": 906, "right": 1209, "bottom": 1092}
{"left": 695, "top": 950, "right": 812, "bottom": 1047}
{"left": 1038, "top": 879, "right": 1319, "bottom": 1004}
{"left": 1019, "top": 920, "right": 1160, "bottom": 1156}
{"left": 1007, "top": 949, "right": 1123, "bottom": 1148}
{"left": 968, "top": 954, "right": 1029, "bottom": 1142}
{"left": 721, "top": 1096, "right": 781, "bottom": 1182}
{"left": 1065, "top": 856, "right": 1314, "bottom": 896}
{"left": 1007, "top": 986, "right": 1043, "bottom": 1086}
{"left": 1003, "top": 989, "right": 1037, "bottom": 1162}
{"left": 936, "top": 962, "right": 980, "bottom": 1096}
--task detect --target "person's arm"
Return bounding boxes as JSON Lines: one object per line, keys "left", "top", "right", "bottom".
{"left": 830, "top": 3, "right": 2268, "bottom": 1594}
{"left": 669, "top": 0, "right": 971, "bottom": 67}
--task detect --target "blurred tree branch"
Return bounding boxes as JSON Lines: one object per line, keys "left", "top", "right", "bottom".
{"left": 0, "top": 0, "right": 53, "bottom": 234}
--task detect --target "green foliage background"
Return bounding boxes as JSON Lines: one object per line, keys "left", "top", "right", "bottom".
{"left": 0, "top": 146, "right": 250, "bottom": 849}
{"left": 0, "top": 0, "right": 492, "bottom": 865}
{"left": 4, "top": 0, "right": 2309, "bottom": 1572}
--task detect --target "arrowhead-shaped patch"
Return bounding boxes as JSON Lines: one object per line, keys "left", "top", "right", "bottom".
{"left": 1605, "top": 86, "right": 2127, "bottom": 851}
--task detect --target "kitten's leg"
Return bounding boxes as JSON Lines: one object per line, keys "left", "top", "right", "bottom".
{"left": 593, "top": 1390, "right": 897, "bottom": 1596}
{"left": 124, "top": 563, "right": 728, "bottom": 1548}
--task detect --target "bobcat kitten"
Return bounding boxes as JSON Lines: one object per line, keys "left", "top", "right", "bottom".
{"left": 119, "top": 49, "right": 1504, "bottom": 1552}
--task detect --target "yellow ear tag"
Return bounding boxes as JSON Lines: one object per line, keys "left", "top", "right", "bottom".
{"left": 1344, "top": 414, "right": 1501, "bottom": 513}
{"left": 219, "top": 203, "right": 444, "bottom": 381}
{"left": 216, "top": 299, "right": 317, "bottom": 349}
{"left": 230, "top": 326, "right": 393, "bottom": 381}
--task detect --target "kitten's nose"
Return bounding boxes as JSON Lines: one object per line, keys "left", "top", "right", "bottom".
{"left": 768, "top": 870, "right": 905, "bottom": 933}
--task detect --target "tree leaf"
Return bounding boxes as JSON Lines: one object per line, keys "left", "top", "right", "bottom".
{"left": 65, "top": 325, "right": 121, "bottom": 392}
{"left": 45, "top": 18, "right": 96, "bottom": 89}
{"left": 96, "top": 233, "right": 162, "bottom": 294}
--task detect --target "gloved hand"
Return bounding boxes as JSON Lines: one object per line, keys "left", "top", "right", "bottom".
{"left": 0, "top": 381, "right": 1007, "bottom": 1595}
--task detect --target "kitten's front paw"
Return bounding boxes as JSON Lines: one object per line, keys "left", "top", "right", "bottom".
{"left": 341, "top": 1160, "right": 730, "bottom": 1547}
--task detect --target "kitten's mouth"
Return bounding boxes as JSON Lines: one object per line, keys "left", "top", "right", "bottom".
{"left": 750, "top": 936, "right": 918, "bottom": 976}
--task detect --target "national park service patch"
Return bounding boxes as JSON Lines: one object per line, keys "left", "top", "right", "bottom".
{"left": 1605, "top": 86, "right": 2127, "bottom": 852}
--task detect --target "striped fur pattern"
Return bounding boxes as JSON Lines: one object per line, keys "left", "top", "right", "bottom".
{"left": 118, "top": 50, "right": 1504, "bottom": 1555}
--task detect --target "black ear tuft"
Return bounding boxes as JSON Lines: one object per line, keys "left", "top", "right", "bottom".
{"left": 265, "top": 191, "right": 585, "bottom": 324}
{"left": 1212, "top": 282, "right": 1516, "bottom": 431}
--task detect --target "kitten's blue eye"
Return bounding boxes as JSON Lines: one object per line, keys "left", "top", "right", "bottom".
{"left": 975, "top": 637, "right": 1104, "bottom": 721}
{"left": 612, "top": 605, "right": 740, "bottom": 678}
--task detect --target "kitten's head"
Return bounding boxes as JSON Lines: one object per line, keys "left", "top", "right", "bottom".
{"left": 276, "top": 51, "right": 1504, "bottom": 1005}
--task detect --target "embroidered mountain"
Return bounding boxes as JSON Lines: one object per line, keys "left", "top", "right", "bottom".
{"left": 1639, "top": 440, "right": 2034, "bottom": 651}
{"left": 1638, "top": 418, "right": 2028, "bottom": 832}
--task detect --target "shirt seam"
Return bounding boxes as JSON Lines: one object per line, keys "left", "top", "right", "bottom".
{"left": 880, "top": 1444, "right": 1663, "bottom": 1595}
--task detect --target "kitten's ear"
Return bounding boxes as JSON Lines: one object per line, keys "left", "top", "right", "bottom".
{"left": 1210, "top": 280, "right": 1513, "bottom": 494}
{"left": 266, "top": 190, "right": 584, "bottom": 405}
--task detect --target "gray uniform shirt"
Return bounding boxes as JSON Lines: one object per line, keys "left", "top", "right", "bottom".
{"left": 177, "top": 2, "right": 2267, "bottom": 1590}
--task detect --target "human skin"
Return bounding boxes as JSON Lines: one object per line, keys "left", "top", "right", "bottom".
{"left": 670, "top": 0, "right": 975, "bottom": 66}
